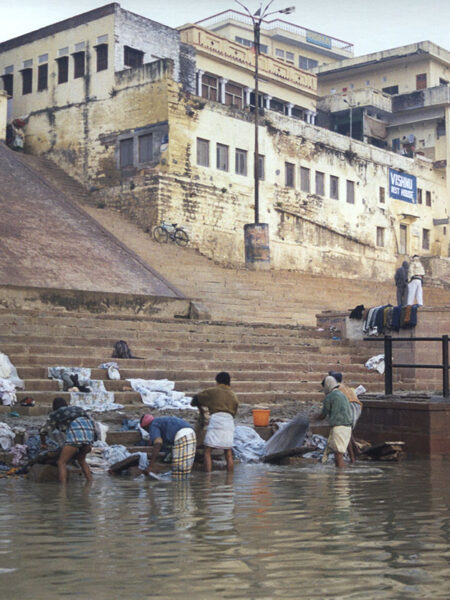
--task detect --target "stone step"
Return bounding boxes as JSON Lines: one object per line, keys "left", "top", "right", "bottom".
{"left": 19, "top": 377, "right": 385, "bottom": 393}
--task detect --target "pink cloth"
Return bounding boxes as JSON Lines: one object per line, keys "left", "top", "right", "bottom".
{"left": 141, "top": 414, "right": 154, "bottom": 428}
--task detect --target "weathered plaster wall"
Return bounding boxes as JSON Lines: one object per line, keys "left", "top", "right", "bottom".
{"left": 0, "top": 91, "right": 6, "bottom": 141}
{"left": 14, "top": 66, "right": 450, "bottom": 280}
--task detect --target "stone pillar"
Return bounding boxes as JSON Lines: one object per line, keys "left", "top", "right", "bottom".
{"left": 244, "top": 87, "right": 252, "bottom": 106}
{"left": 220, "top": 78, "right": 228, "bottom": 104}
{"left": 286, "top": 103, "right": 293, "bottom": 117}
{"left": 0, "top": 91, "right": 7, "bottom": 142}
{"left": 196, "top": 70, "right": 204, "bottom": 97}
{"left": 311, "top": 112, "right": 317, "bottom": 125}
{"left": 264, "top": 95, "right": 272, "bottom": 110}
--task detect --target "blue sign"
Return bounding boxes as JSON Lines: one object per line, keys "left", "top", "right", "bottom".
{"left": 389, "top": 168, "right": 417, "bottom": 203}
{"left": 306, "top": 30, "right": 332, "bottom": 49}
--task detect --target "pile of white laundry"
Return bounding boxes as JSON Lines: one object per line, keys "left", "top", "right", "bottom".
{"left": 127, "top": 378, "right": 195, "bottom": 410}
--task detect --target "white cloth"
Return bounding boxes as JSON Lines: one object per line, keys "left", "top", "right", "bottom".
{"left": 0, "top": 353, "right": 24, "bottom": 388}
{"left": 0, "top": 422, "right": 15, "bottom": 450}
{"left": 70, "top": 391, "right": 123, "bottom": 412}
{"left": 0, "top": 378, "right": 17, "bottom": 405}
{"left": 407, "top": 278, "right": 423, "bottom": 305}
{"left": 350, "top": 403, "right": 362, "bottom": 429}
{"left": 174, "top": 427, "right": 195, "bottom": 442}
{"left": 232, "top": 426, "right": 266, "bottom": 462}
{"left": 365, "top": 354, "right": 385, "bottom": 374}
{"left": 327, "top": 425, "right": 352, "bottom": 454}
{"left": 127, "top": 378, "right": 194, "bottom": 410}
{"left": 204, "top": 412, "right": 235, "bottom": 449}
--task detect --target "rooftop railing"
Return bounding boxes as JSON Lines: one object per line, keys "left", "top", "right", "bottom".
{"left": 195, "top": 9, "right": 354, "bottom": 53}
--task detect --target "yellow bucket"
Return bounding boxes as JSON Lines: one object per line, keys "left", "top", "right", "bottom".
{"left": 253, "top": 409, "right": 271, "bottom": 427}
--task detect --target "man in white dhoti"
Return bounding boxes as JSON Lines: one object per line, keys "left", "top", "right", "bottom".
{"left": 191, "top": 372, "right": 239, "bottom": 472}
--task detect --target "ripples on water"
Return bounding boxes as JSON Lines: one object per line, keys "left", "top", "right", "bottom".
{"left": 0, "top": 459, "right": 449, "bottom": 599}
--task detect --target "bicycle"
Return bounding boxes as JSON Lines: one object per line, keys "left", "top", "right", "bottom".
{"left": 153, "top": 222, "right": 189, "bottom": 247}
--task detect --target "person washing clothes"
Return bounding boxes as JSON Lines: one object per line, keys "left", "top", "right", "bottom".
{"left": 40, "top": 397, "right": 96, "bottom": 484}
{"left": 191, "top": 372, "right": 239, "bottom": 472}
{"left": 328, "top": 371, "right": 363, "bottom": 463}
{"left": 315, "top": 376, "right": 353, "bottom": 468}
{"left": 394, "top": 261, "right": 409, "bottom": 306}
{"left": 139, "top": 415, "right": 196, "bottom": 480}
{"left": 407, "top": 255, "right": 425, "bottom": 306}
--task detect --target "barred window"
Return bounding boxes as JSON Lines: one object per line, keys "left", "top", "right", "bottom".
{"left": 197, "top": 138, "right": 209, "bottom": 167}
{"left": 21, "top": 69, "right": 32, "bottom": 95}
{"left": 225, "top": 82, "right": 243, "bottom": 109}
{"left": 346, "top": 180, "right": 355, "bottom": 204}
{"left": 96, "top": 44, "right": 108, "bottom": 72}
{"left": 201, "top": 74, "right": 218, "bottom": 101}
{"left": 138, "top": 133, "right": 153, "bottom": 163}
{"left": 315, "top": 171, "right": 324, "bottom": 196}
{"left": 235, "top": 149, "right": 247, "bottom": 176}
{"left": 330, "top": 175, "right": 339, "bottom": 200}
{"left": 285, "top": 162, "right": 295, "bottom": 188}
{"left": 73, "top": 51, "right": 85, "bottom": 78}
{"left": 216, "top": 143, "right": 229, "bottom": 171}
{"left": 124, "top": 46, "right": 143, "bottom": 68}
{"left": 119, "top": 139, "right": 134, "bottom": 168}
{"left": 57, "top": 57, "right": 68, "bottom": 84}
{"left": 37, "top": 64, "right": 48, "bottom": 91}
{"left": 376, "top": 227, "right": 385, "bottom": 247}
{"left": 300, "top": 167, "right": 310, "bottom": 192}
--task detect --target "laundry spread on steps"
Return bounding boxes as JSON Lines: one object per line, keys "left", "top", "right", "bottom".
{"left": 127, "top": 378, "right": 195, "bottom": 410}
{"left": 0, "top": 353, "right": 25, "bottom": 406}
{"left": 48, "top": 366, "right": 123, "bottom": 412}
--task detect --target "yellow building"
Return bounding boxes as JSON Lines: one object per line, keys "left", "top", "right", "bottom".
{"left": 0, "top": 4, "right": 448, "bottom": 278}
{"left": 195, "top": 9, "right": 353, "bottom": 69}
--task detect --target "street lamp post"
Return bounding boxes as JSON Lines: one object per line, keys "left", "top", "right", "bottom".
{"left": 236, "top": 1, "right": 295, "bottom": 268}
{"left": 343, "top": 97, "right": 360, "bottom": 140}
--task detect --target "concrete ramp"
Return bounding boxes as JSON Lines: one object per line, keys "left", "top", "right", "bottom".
{"left": 0, "top": 143, "right": 182, "bottom": 298}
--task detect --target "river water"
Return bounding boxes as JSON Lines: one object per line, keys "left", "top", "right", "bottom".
{"left": 0, "top": 459, "right": 448, "bottom": 600}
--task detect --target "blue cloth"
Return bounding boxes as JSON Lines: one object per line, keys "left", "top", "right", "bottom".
{"left": 65, "top": 416, "right": 95, "bottom": 447}
{"left": 120, "top": 418, "right": 139, "bottom": 431}
{"left": 149, "top": 417, "right": 193, "bottom": 446}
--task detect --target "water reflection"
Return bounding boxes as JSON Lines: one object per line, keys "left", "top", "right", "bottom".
{"left": 0, "top": 459, "right": 449, "bottom": 599}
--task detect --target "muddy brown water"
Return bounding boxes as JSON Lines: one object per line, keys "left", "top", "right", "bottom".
{"left": 0, "top": 459, "right": 448, "bottom": 600}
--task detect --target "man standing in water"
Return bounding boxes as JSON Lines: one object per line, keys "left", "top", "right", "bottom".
{"left": 315, "top": 376, "right": 353, "bottom": 468}
{"left": 191, "top": 372, "right": 239, "bottom": 472}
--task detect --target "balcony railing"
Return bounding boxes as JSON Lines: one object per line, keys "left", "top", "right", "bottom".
{"left": 195, "top": 9, "right": 354, "bottom": 53}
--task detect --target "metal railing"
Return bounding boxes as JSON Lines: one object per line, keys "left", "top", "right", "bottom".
{"left": 195, "top": 10, "right": 354, "bottom": 51}
{"left": 364, "top": 335, "right": 449, "bottom": 398}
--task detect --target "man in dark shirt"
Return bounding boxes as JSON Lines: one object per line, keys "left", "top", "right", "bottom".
{"left": 394, "top": 261, "right": 409, "bottom": 306}
{"left": 140, "top": 415, "right": 196, "bottom": 479}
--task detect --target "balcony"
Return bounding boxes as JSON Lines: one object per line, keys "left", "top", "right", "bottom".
{"left": 317, "top": 88, "right": 393, "bottom": 114}
{"left": 180, "top": 25, "right": 317, "bottom": 95}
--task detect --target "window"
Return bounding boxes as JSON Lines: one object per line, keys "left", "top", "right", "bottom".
{"left": 73, "top": 52, "right": 85, "bottom": 78}
{"left": 37, "top": 64, "right": 48, "bottom": 91}
{"left": 196, "top": 138, "right": 209, "bottom": 167}
{"left": 315, "top": 171, "right": 325, "bottom": 196}
{"left": 417, "top": 188, "right": 423, "bottom": 204}
{"left": 258, "top": 155, "right": 265, "bottom": 180}
{"left": 225, "top": 82, "right": 243, "bottom": 109}
{"left": 299, "top": 56, "right": 318, "bottom": 70}
{"left": 392, "top": 138, "right": 401, "bottom": 152}
{"left": 275, "top": 48, "right": 285, "bottom": 59}
{"left": 234, "top": 36, "right": 267, "bottom": 53}
{"left": 216, "top": 143, "right": 229, "bottom": 171}
{"left": 21, "top": 69, "right": 32, "bottom": 95}
{"left": 119, "top": 139, "right": 134, "bottom": 167}
{"left": 376, "top": 227, "right": 385, "bottom": 247}
{"left": 124, "top": 46, "right": 144, "bottom": 68}
{"left": 285, "top": 162, "right": 295, "bottom": 187}
{"left": 330, "top": 175, "right": 339, "bottom": 200}
{"left": 138, "top": 133, "right": 153, "bottom": 163}
{"left": 416, "top": 73, "right": 427, "bottom": 90}
{"left": 235, "top": 149, "right": 247, "bottom": 176}
{"left": 439, "top": 78, "right": 449, "bottom": 86}
{"left": 57, "top": 56, "right": 68, "bottom": 84}
{"left": 201, "top": 74, "right": 218, "bottom": 101}
{"left": 96, "top": 44, "right": 108, "bottom": 72}
{"left": 1, "top": 74, "right": 13, "bottom": 97}
{"left": 426, "top": 191, "right": 431, "bottom": 206}
{"left": 300, "top": 167, "right": 310, "bottom": 192}
{"left": 382, "top": 85, "right": 399, "bottom": 95}
{"left": 286, "top": 51, "right": 294, "bottom": 63}
{"left": 399, "top": 224, "right": 407, "bottom": 254}
{"left": 346, "top": 180, "right": 355, "bottom": 204}
{"left": 379, "top": 187, "right": 385, "bottom": 203}
{"left": 422, "top": 228, "right": 430, "bottom": 250}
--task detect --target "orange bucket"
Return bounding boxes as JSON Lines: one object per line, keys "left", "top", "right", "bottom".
{"left": 253, "top": 409, "right": 271, "bottom": 427}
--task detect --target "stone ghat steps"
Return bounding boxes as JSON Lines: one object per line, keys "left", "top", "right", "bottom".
{"left": 82, "top": 205, "right": 450, "bottom": 327}
{"left": 19, "top": 376, "right": 384, "bottom": 394}
{"left": 18, "top": 367, "right": 380, "bottom": 382}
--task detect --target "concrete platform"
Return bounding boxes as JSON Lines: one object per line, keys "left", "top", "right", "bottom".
{"left": 355, "top": 395, "right": 450, "bottom": 457}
